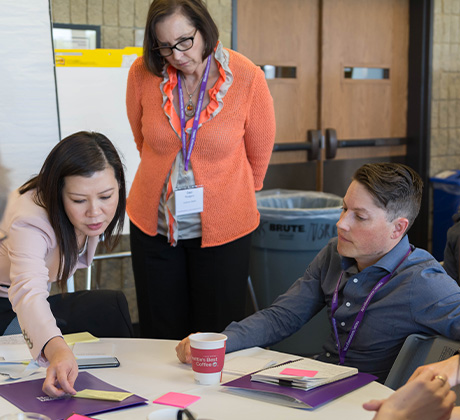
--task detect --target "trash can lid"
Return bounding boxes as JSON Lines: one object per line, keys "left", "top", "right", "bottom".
{"left": 256, "top": 189, "right": 343, "bottom": 212}
{"left": 430, "top": 170, "right": 460, "bottom": 186}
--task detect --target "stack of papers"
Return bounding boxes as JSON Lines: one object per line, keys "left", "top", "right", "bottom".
{"left": 0, "top": 332, "right": 106, "bottom": 380}
{"left": 223, "top": 371, "right": 376, "bottom": 409}
{"left": 251, "top": 358, "right": 358, "bottom": 390}
{"left": 0, "top": 334, "right": 38, "bottom": 380}
{"left": 223, "top": 356, "right": 278, "bottom": 375}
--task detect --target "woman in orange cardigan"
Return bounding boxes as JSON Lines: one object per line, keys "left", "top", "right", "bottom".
{"left": 126, "top": 0, "right": 275, "bottom": 339}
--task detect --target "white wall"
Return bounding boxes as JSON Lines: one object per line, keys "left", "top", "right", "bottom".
{"left": 0, "top": 1, "right": 139, "bottom": 235}
{"left": 56, "top": 67, "right": 139, "bottom": 196}
{"left": 0, "top": 0, "right": 60, "bottom": 191}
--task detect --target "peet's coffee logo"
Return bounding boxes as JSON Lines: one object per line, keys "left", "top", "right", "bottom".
{"left": 269, "top": 223, "right": 337, "bottom": 241}
{"left": 192, "top": 355, "right": 219, "bottom": 368}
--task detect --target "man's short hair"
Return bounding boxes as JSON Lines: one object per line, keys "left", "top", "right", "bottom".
{"left": 353, "top": 163, "right": 423, "bottom": 231}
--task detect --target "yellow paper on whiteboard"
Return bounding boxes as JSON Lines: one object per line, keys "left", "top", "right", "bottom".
{"left": 55, "top": 47, "right": 142, "bottom": 67}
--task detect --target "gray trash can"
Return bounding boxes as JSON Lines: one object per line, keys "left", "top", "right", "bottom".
{"left": 249, "top": 189, "right": 343, "bottom": 356}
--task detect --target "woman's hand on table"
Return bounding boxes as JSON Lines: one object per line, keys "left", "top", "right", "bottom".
{"left": 176, "top": 335, "right": 193, "bottom": 364}
{"left": 363, "top": 368, "right": 456, "bottom": 420}
{"left": 408, "top": 354, "right": 460, "bottom": 387}
{"left": 42, "top": 336, "right": 78, "bottom": 397}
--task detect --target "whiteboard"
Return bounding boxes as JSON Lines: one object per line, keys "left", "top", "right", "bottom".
{"left": 55, "top": 67, "right": 140, "bottom": 233}
{"left": 0, "top": 0, "right": 60, "bottom": 191}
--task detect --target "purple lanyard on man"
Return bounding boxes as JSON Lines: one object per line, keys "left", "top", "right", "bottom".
{"left": 177, "top": 55, "right": 212, "bottom": 171}
{"left": 331, "top": 247, "right": 412, "bottom": 365}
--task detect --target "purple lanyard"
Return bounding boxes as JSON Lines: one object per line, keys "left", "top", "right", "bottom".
{"left": 331, "top": 248, "right": 412, "bottom": 365}
{"left": 177, "top": 56, "right": 211, "bottom": 171}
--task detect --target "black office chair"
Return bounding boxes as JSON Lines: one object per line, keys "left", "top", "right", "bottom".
{"left": 50, "top": 289, "right": 134, "bottom": 338}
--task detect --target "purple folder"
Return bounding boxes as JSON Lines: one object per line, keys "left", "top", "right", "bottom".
{"left": 222, "top": 372, "right": 377, "bottom": 409}
{"left": 0, "top": 371, "right": 148, "bottom": 420}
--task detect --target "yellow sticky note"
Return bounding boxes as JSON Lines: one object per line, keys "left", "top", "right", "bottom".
{"left": 73, "top": 389, "right": 133, "bottom": 401}
{"left": 64, "top": 332, "right": 99, "bottom": 346}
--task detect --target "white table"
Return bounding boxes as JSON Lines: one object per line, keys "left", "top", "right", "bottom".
{"left": 0, "top": 338, "right": 394, "bottom": 419}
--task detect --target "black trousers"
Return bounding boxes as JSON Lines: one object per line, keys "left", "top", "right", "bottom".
{"left": 130, "top": 221, "right": 252, "bottom": 339}
{"left": 0, "top": 290, "right": 134, "bottom": 337}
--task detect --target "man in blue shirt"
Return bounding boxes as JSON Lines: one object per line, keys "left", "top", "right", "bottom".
{"left": 176, "top": 163, "right": 460, "bottom": 382}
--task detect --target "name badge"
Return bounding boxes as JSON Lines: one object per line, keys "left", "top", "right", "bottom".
{"left": 175, "top": 186, "right": 204, "bottom": 216}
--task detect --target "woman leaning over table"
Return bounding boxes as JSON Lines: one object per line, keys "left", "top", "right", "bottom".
{"left": 126, "top": 0, "right": 275, "bottom": 339}
{"left": 0, "top": 131, "right": 131, "bottom": 397}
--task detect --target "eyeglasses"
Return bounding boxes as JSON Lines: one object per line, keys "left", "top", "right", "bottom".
{"left": 152, "top": 29, "right": 198, "bottom": 57}
{"left": 0, "top": 229, "right": 6, "bottom": 243}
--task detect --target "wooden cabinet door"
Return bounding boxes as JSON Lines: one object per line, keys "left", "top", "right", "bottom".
{"left": 236, "top": 0, "right": 320, "bottom": 165}
{"left": 321, "top": 0, "right": 408, "bottom": 160}
{"left": 236, "top": 0, "right": 409, "bottom": 188}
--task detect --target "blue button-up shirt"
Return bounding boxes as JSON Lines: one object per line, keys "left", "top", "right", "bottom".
{"left": 223, "top": 235, "right": 460, "bottom": 381}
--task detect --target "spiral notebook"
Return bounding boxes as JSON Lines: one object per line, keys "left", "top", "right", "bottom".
{"left": 251, "top": 357, "right": 358, "bottom": 390}
{"left": 222, "top": 358, "right": 376, "bottom": 409}
{"left": 223, "top": 371, "right": 376, "bottom": 409}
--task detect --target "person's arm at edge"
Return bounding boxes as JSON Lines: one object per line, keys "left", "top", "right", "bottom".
{"left": 364, "top": 368, "right": 456, "bottom": 420}
{"left": 408, "top": 354, "right": 460, "bottom": 387}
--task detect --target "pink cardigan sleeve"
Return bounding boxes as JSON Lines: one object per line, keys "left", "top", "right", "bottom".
{"left": 4, "top": 191, "right": 98, "bottom": 362}
{"left": 7, "top": 214, "right": 62, "bottom": 361}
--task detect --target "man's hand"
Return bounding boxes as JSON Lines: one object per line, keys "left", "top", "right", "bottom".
{"left": 42, "top": 336, "right": 78, "bottom": 397}
{"left": 363, "top": 368, "right": 456, "bottom": 420}
{"left": 175, "top": 335, "right": 193, "bottom": 364}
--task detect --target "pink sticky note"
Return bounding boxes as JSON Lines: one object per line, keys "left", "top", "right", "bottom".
{"left": 153, "top": 392, "right": 201, "bottom": 408}
{"left": 280, "top": 368, "right": 319, "bottom": 377}
{"left": 65, "top": 415, "right": 96, "bottom": 420}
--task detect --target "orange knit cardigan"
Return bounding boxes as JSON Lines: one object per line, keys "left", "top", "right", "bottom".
{"left": 126, "top": 48, "right": 275, "bottom": 247}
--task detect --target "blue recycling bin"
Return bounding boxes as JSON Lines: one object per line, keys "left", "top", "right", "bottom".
{"left": 430, "top": 171, "right": 460, "bottom": 261}
{"left": 249, "top": 189, "right": 343, "bottom": 356}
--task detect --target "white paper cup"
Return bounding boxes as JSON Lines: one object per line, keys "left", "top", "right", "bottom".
{"left": 189, "top": 333, "right": 227, "bottom": 385}
{"left": 147, "top": 408, "right": 196, "bottom": 420}
{"left": 0, "top": 414, "right": 51, "bottom": 420}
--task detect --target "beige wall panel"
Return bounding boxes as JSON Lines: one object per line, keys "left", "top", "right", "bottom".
{"left": 321, "top": 0, "right": 409, "bottom": 149}
{"left": 237, "top": 0, "right": 319, "bottom": 165}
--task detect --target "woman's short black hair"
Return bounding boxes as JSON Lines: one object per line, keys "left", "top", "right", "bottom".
{"left": 143, "top": 0, "right": 219, "bottom": 77}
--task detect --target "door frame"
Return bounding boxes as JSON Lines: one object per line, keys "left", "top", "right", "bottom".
{"left": 405, "top": 0, "right": 433, "bottom": 250}
{"left": 232, "top": 0, "right": 434, "bottom": 250}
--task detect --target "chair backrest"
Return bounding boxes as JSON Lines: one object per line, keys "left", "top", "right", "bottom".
{"left": 385, "top": 333, "right": 460, "bottom": 390}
